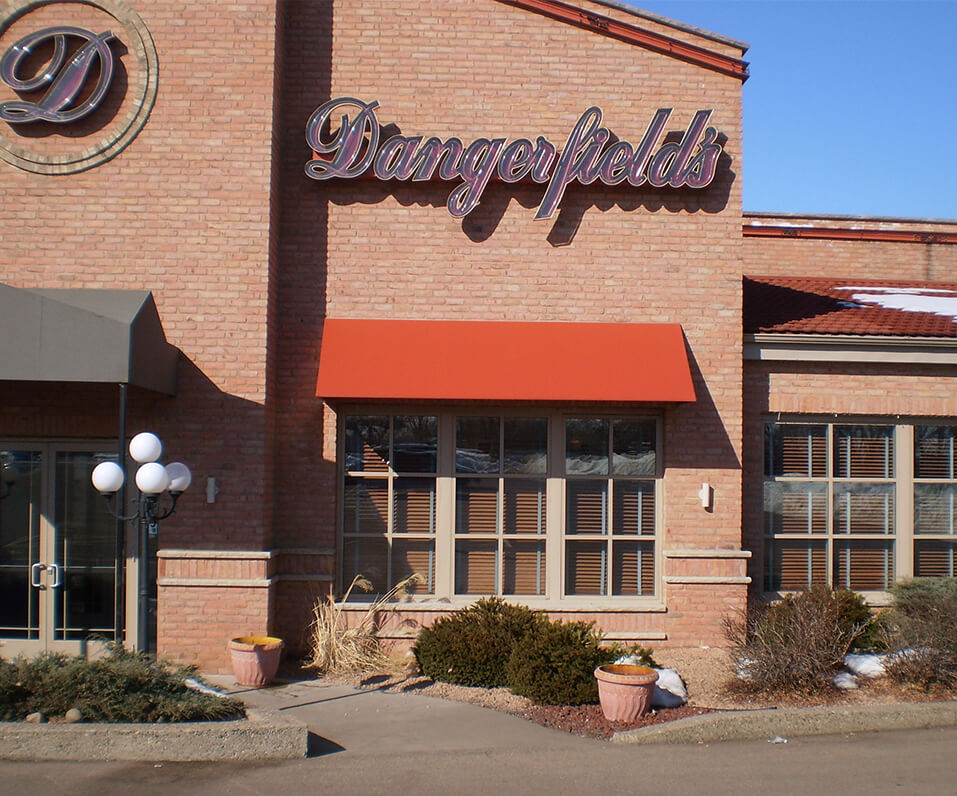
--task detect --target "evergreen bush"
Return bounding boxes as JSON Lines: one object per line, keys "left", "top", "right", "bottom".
{"left": 414, "top": 597, "right": 545, "bottom": 687}
{"left": 0, "top": 644, "right": 245, "bottom": 722}
{"left": 505, "top": 619, "right": 616, "bottom": 705}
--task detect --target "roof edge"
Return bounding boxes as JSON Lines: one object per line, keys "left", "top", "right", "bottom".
{"left": 493, "top": 0, "right": 749, "bottom": 80}
{"left": 744, "top": 211, "right": 957, "bottom": 227}
{"left": 585, "top": 0, "right": 749, "bottom": 51}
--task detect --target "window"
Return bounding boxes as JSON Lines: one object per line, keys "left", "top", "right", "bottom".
{"left": 339, "top": 412, "right": 661, "bottom": 601}
{"left": 564, "top": 418, "right": 656, "bottom": 596}
{"left": 454, "top": 416, "right": 548, "bottom": 596}
{"left": 913, "top": 426, "right": 957, "bottom": 578}
{"left": 342, "top": 415, "right": 437, "bottom": 594}
{"left": 764, "top": 420, "right": 957, "bottom": 594}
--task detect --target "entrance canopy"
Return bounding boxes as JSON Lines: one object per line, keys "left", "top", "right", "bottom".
{"left": 316, "top": 319, "right": 695, "bottom": 403}
{"left": 0, "top": 284, "right": 178, "bottom": 394}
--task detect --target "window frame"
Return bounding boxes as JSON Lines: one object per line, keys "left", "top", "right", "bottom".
{"left": 762, "top": 416, "right": 957, "bottom": 602}
{"left": 336, "top": 407, "right": 664, "bottom": 607}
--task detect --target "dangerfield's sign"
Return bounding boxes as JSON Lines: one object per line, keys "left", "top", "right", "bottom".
{"left": 305, "top": 97, "right": 725, "bottom": 220}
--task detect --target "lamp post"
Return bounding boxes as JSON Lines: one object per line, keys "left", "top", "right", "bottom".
{"left": 91, "top": 432, "right": 191, "bottom": 654}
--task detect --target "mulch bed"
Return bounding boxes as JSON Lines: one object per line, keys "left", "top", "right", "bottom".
{"left": 522, "top": 704, "right": 714, "bottom": 740}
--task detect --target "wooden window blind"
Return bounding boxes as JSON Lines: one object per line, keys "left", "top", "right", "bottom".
{"left": 343, "top": 477, "right": 388, "bottom": 535}
{"left": 833, "top": 541, "right": 895, "bottom": 591}
{"left": 766, "top": 539, "right": 827, "bottom": 591}
{"left": 392, "top": 539, "right": 435, "bottom": 594}
{"left": 765, "top": 424, "right": 826, "bottom": 478}
{"left": 763, "top": 482, "right": 827, "bottom": 534}
{"left": 503, "top": 540, "right": 546, "bottom": 595}
{"left": 394, "top": 478, "right": 436, "bottom": 534}
{"left": 342, "top": 537, "right": 389, "bottom": 592}
{"left": 566, "top": 481, "right": 607, "bottom": 534}
{"left": 914, "top": 541, "right": 956, "bottom": 578}
{"left": 455, "top": 478, "right": 499, "bottom": 534}
{"left": 612, "top": 540, "right": 655, "bottom": 596}
{"left": 565, "top": 540, "right": 606, "bottom": 595}
{"left": 505, "top": 480, "right": 545, "bottom": 535}
{"left": 613, "top": 480, "right": 655, "bottom": 535}
{"left": 915, "top": 426, "right": 956, "bottom": 479}
{"left": 914, "top": 484, "right": 957, "bottom": 535}
{"left": 455, "top": 541, "right": 497, "bottom": 594}
{"left": 834, "top": 426, "right": 893, "bottom": 478}
{"left": 833, "top": 484, "right": 895, "bottom": 535}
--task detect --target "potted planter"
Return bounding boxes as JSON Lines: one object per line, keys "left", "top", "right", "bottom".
{"left": 594, "top": 663, "right": 659, "bottom": 722}
{"left": 228, "top": 635, "right": 284, "bottom": 686}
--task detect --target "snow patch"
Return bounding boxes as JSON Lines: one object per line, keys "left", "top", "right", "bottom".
{"left": 833, "top": 286, "right": 957, "bottom": 320}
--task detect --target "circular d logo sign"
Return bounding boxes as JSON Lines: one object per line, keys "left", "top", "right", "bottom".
{"left": 0, "top": 0, "right": 158, "bottom": 174}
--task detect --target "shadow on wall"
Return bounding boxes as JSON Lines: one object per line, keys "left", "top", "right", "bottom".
{"left": 313, "top": 130, "right": 735, "bottom": 247}
{"left": 666, "top": 339, "right": 741, "bottom": 475}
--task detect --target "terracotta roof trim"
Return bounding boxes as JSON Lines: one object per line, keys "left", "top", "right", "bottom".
{"left": 493, "top": 0, "right": 749, "bottom": 80}
{"left": 743, "top": 224, "right": 957, "bottom": 245}
{"left": 743, "top": 276, "right": 957, "bottom": 340}
{"left": 585, "top": 0, "right": 750, "bottom": 50}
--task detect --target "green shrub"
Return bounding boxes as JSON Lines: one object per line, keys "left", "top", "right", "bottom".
{"left": 0, "top": 644, "right": 245, "bottom": 722}
{"left": 505, "top": 620, "right": 616, "bottom": 706}
{"left": 414, "top": 597, "right": 545, "bottom": 687}
{"left": 884, "top": 578, "right": 957, "bottom": 691}
{"left": 726, "top": 586, "right": 868, "bottom": 696}
{"left": 833, "top": 589, "right": 882, "bottom": 651}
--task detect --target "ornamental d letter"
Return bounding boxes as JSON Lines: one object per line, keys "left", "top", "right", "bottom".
{"left": 0, "top": 26, "right": 117, "bottom": 124}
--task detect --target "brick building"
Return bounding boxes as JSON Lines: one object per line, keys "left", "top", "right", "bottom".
{"left": 0, "top": 0, "right": 953, "bottom": 672}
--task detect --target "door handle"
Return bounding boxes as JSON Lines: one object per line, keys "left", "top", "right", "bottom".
{"left": 48, "top": 563, "right": 62, "bottom": 589}
{"left": 31, "top": 562, "right": 46, "bottom": 588}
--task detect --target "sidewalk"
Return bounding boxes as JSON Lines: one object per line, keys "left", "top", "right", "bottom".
{"left": 207, "top": 675, "right": 957, "bottom": 751}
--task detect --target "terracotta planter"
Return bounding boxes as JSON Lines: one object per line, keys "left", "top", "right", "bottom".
{"left": 594, "top": 664, "right": 659, "bottom": 722}
{"left": 228, "top": 636, "right": 284, "bottom": 686}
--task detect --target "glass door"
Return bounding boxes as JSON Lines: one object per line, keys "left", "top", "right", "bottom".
{"left": 0, "top": 442, "right": 123, "bottom": 656}
{"left": 0, "top": 450, "right": 42, "bottom": 651}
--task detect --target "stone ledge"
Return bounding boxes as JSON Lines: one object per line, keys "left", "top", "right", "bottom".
{"left": 612, "top": 701, "right": 957, "bottom": 745}
{"left": 0, "top": 707, "right": 307, "bottom": 761}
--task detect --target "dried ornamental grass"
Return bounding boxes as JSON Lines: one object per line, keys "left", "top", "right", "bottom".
{"left": 305, "top": 573, "right": 424, "bottom": 676}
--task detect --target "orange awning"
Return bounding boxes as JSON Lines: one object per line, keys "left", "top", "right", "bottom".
{"left": 316, "top": 319, "right": 695, "bottom": 403}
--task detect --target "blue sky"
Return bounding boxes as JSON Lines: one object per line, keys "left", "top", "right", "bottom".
{"left": 623, "top": 1, "right": 957, "bottom": 220}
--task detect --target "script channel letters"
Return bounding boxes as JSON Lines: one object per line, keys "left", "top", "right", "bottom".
{"left": 305, "top": 97, "right": 724, "bottom": 220}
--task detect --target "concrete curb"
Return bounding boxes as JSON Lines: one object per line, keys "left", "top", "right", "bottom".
{"left": 612, "top": 701, "right": 957, "bottom": 745}
{"left": 0, "top": 708, "right": 308, "bottom": 761}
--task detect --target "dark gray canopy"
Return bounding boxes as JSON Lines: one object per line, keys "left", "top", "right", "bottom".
{"left": 0, "top": 284, "right": 178, "bottom": 394}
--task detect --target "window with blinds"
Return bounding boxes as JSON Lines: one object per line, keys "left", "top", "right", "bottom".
{"left": 454, "top": 416, "right": 548, "bottom": 596}
{"left": 341, "top": 415, "right": 436, "bottom": 595}
{"left": 913, "top": 426, "right": 957, "bottom": 578}
{"left": 763, "top": 422, "right": 896, "bottom": 592}
{"left": 339, "top": 411, "right": 661, "bottom": 602}
{"left": 565, "top": 418, "right": 656, "bottom": 597}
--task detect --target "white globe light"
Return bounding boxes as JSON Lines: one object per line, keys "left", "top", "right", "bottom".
{"left": 91, "top": 461, "right": 125, "bottom": 494}
{"left": 136, "top": 462, "right": 170, "bottom": 495}
{"left": 166, "top": 462, "right": 192, "bottom": 494}
{"left": 129, "top": 432, "right": 163, "bottom": 464}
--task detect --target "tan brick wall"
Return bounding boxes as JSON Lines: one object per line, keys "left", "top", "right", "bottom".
{"left": 743, "top": 359, "right": 957, "bottom": 591}
{"left": 0, "top": 1, "right": 283, "bottom": 663}
{"left": 0, "top": 0, "right": 754, "bottom": 663}
{"left": 272, "top": 0, "right": 748, "bottom": 648}
{"left": 743, "top": 214, "right": 957, "bottom": 281}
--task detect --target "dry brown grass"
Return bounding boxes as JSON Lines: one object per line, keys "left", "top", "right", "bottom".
{"left": 304, "top": 573, "right": 423, "bottom": 677}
